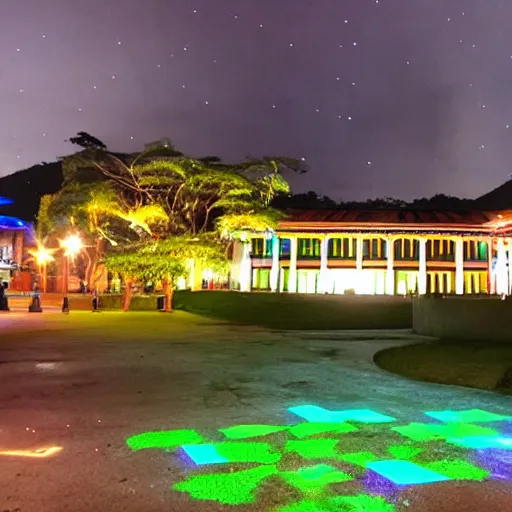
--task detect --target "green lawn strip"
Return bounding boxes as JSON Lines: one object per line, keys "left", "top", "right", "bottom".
{"left": 374, "top": 341, "right": 512, "bottom": 393}
{"left": 174, "top": 291, "right": 412, "bottom": 330}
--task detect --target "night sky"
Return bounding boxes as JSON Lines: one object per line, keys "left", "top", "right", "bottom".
{"left": 2, "top": 1, "right": 511, "bottom": 201}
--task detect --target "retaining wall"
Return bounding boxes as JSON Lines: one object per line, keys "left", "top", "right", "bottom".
{"left": 413, "top": 296, "right": 512, "bottom": 342}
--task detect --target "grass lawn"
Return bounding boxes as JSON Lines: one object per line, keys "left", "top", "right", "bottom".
{"left": 174, "top": 291, "right": 412, "bottom": 330}
{"left": 374, "top": 341, "right": 512, "bottom": 394}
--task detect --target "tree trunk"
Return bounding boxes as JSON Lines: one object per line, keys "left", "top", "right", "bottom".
{"left": 123, "top": 277, "right": 133, "bottom": 312}
{"left": 162, "top": 278, "right": 174, "bottom": 312}
{"left": 87, "top": 238, "right": 105, "bottom": 290}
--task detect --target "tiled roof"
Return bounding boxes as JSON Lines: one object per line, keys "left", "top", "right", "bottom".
{"left": 283, "top": 209, "right": 497, "bottom": 226}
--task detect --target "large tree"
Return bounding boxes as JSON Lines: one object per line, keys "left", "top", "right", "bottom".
{"left": 38, "top": 134, "right": 305, "bottom": 306}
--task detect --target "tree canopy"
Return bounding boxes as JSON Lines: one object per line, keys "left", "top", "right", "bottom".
{"left": 37, "top": 133, "right": 306, "bottom": 296}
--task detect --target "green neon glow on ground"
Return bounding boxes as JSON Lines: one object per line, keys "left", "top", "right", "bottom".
{"left": 392, "top": 422, "right": 497, "bottom": 442}
{"left": 212, "top": 442, "right": 281, "bottom": 464}
{"left": 339, "top": 451, "right": 378, "bottom": 467}
{"left": 425, "top": 459, "right": 490, "bottom": 481}
{"left": 289, "top": 422, "right": 358, "bottom": 439}
{"left": 219, "top": 424, "right": 288, "bottom": 439}
{"left": 285, "top": 439, "right": 341, "bottom": 459}
{"left": 126, "top": 406, "right": 508, "bottom": 510}
{"left": 281, "top": 464, "right": 354, "bottom": 493}
{"left": 278, "top": 494, "right": 396, "bottom": 512}
{"left": 387, "top": 444, "right": 424, "bottom": 460}
{"left": 126, "top": 429, "right": 203, "bottom": 451}
{"left": 173, "top": 464, "right": 278, "bottom": 505}
{"left": 331, "top": 494, "right": 396, "bottom": 511}
{"left": 425, "top": 409, "right": 510, "bottom": 424}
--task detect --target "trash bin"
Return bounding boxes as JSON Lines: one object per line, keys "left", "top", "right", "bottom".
{"left": 157, "top": 295, "right": 165, "bottom": 310}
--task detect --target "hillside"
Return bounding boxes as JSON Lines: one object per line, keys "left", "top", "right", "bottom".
{"left": 475, "top": 178, "right": 512, "bottom": 210}
{"left": 0, "top": 161, "right": 63, "bottom": 221}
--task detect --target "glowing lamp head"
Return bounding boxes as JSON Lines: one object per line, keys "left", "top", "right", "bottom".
{"left": 29, "top": 244, "right": 56, "bottom": 266}
{"left": 61, "top": 234, "right": 83, "bottom": 256}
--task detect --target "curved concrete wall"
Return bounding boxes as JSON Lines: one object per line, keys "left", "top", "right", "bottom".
{"left": 413, "top": 296, "right": 512, "bottom": 342}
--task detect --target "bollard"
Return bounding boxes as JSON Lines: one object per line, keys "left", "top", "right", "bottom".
{"left": 92, "top": 294, "right": 99, "bottom": 312}
{"left": 28, "top": 294, "right": 43, "bottom": 313}
{"left": 0, "top": 295, "right": 9, "bottom": 311}
{"left": 62, "top": 296, "right": 69, "bottom": 313}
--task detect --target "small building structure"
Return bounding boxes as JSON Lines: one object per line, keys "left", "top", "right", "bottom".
{"left": 0, "top": 197, "right": 33, "bottom": 290}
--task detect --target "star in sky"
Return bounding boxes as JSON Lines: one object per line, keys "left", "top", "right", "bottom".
{"left": 1, "top": 0, "right": 511, "bottom": 201}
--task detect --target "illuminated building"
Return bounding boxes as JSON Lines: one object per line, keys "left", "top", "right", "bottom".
{"left": 0, "top": 196, "right": 32, "bottom": 289}
{"left": 231, "top": 208, "right": 512, "bottom": 295}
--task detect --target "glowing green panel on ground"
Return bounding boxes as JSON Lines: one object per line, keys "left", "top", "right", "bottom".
{"left": 447, "top": 436, "right": 512, "bottom": 449}
{"left": 289, "top": 405, "right": 395, "bottom": 424}
{"left": 331, "top": 494, "right": 396, "bottom": 511}
{"left": 126, "top": 429, "right": 203, "bottom": 451}
{"left": 281, "top": 464, "right": 353, "bottom": 492}
{"left": 425, "top": 459, "right": 489, "bottom": 481}
{"left": 277, "top": 500, "right": 332, "bottom": 512}
{"left": 339, "top": 451, "right": 378, "bottom": 467}
{"left": 289, "top": 422, "right": 358, "bottom": 438}
{"left": 285, "top": 439, "right": 340, "bottom": 460}
{"left": 215, "top": 442, "right": 282, "bottom": 464}
{"left": 425, "top": 409, "right": 510, "bottom": 424}
{"left": 392, "top": 422, "right": 497, "bottom": 442}
{"left": 387, "top": 444, "right": 424, "bottom": 460}
{"left": 219, "top": 424, "right": 288, "bottom": 439}
{"left": 367, "top": 460, "right": 450, "bottom": 485}
{"left": 278, "top": 495, "right": 395, "bottom": 512}
{"left": 173, "top": 464, "right": 278, "bottom": 505}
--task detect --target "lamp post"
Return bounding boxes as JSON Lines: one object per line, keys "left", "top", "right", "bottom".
{"left": 60, "top": 234, "right": 83, "bottom": 313}
{"left": 29, "top": 245, "right": 55, "bottom": 294}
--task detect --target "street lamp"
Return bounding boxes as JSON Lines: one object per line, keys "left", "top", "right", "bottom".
{"left": 28, "top": 244, "right": 56, "bottom": 293}
{"left": 60, "top": 234, "right": 83, "bottom": 313}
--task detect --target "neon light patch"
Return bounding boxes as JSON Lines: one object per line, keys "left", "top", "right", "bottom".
{"left": 219, "top": 424, "right": 288, "bottom": 440}
{"left": 289, "top": 422, "right": 358, "bottom": 438}
{"left": 447, "top": 436, "right": 512, "bottom": 449}
{"left": 281, "top": 464, "right": 354, "bottom": 492}
{"left": 425, "top": 409, "right": 511, "bottom": 424}
{"left": 126, "top": 429, "right": 203, "bottom": 451}
{"left": 288, "top": 405, "right": 394, "bottom": 424}
{"left": 183, "top": 442, "right": 281, "bottom": 465}
{"left": 367, "top": 460, "right": 451, "bottom": 485}
{"left": 182, "top": 444, "right": 228, "bottom": 465}
{"left": 393, "top": 422, "right": 497, "bottom": 442}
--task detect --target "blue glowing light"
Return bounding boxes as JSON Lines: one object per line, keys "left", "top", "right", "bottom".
{"left": 289, "top": 405, "right": 395, "bottom": 424}
{"left": 0, "top": 196, "right": 14, "bottom": 206}
{"left": 447, "top": 436, "right": 512, "bottom": 450}
{"left": 366, "top": 460, "right": 451, "bottom": 485}
{"left": 0, "top": 215, "right": 28, "bottom": 230}
{"left": 425, "top": 409, "right": 511, "bottom": 424}
{"left": 182, "top": 444, "right": 228, "bottom": 465}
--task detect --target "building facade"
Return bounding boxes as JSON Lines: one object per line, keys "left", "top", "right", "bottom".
{"left": 230, "top": 209, "right": 512, "bottom": 296}
{"left": 0, "top": 214, "right": 32, "bottom": 289}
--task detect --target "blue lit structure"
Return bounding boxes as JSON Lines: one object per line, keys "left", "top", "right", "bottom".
{"left": 0, "top": 196, "right": 14, "bottom": 206}
{"left": 0, "top": 215, "right": 28, "bottom": 230}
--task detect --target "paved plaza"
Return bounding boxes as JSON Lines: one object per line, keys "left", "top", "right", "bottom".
{"left": 0, "top": 312, "right": 511, "bottom": 511}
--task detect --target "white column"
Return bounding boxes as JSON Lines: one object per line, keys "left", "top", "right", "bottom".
{"left": 356, "top": 236, "right": 363, "bottom": 271}
{"left": 418, "top": 238, "right": 427, "bottom": 294}
{"left": 355, "top": 236, "right": 364, "bottom": 294}
{"left": 270, "top": 234, "right": 280, "bottom": 292}
{"left": 488, "top": 237, "right": 495, "bottom": 294}
{"left": 386, "top": 238, "right": 395, "bottom": 295}
{"left": 508, "top": 240, "right": 512, "bottom": 294}
{"left": 496, "top": 238, "right": 508, "bottom": 296}
{"left": 239, "top": 242, "right": 252, "bottom": 292}
{"left": 318, "top": 236, "right": 330, "bottom": 293}
{"left": 455, "top": 238, "right": 464, "bottom": 295}
{"left": 288, "top": 236, "right": 298, "bottom": 293}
